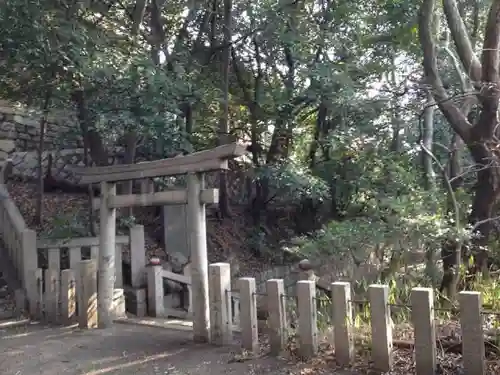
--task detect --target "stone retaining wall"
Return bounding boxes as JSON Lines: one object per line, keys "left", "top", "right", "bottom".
{"left": 0, "top": 100, "right": 80, "bottom": 151}
{"left": 10, "top": 148, "right": 125, "bottom": 183}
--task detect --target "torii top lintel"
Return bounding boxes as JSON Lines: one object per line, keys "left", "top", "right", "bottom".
{"left": 72, "top": 143, "right": 247, "bottom": 184}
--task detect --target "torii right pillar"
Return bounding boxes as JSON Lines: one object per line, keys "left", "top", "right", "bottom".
{"left": 186, "top": 172, "right": 211, "bottom": 342}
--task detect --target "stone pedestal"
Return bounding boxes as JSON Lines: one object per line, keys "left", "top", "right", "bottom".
{"left": 124, "top": 286, "right": 147, "bottom": 317}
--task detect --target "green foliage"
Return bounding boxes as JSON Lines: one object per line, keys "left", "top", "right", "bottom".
{"left": 87, "top": 57, "right": 187, "bottom": 151}
{"left": 255, "top": 161, "right": 330, "bottom": 204}
{"left": 0, "top": 0, "right": 93, "bottom": 103}
{"left": 0, "top": 0, "right": 495, "bottom": 301}
{"left": 41, "top": 212, "right": 91, "bottom": 239}
{"left": 292, "top": 136, "right": 461, "bottom": 280}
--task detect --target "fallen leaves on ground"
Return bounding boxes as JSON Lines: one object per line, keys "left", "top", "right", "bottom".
{"left": 229, "top": 322, "right": 500, "bottom": 374}
{"left": 5, "top": 180, "right": 271, "bottom": 276}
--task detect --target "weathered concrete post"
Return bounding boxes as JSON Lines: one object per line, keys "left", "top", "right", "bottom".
{"left": 209, "top": 263, "right": 232, "bottom": 345}
{"left": 267, "top": 279, "right": 287, "bottom": 355}
{"left": 79, "top": 260, "right": 98, "bottom": 329}
{"left": 98, "top": 181, "right": 116, "bottom": 328}
{"left": 125, "top": 225, "right": 147, "bottom": 317}
{"left": 459, "top": 291, "right": 485, "bottom": 375}
{"left": 331, "top": 281, "right": 354, "bottom": 366}
{"left": 297, "top": 280, "right": 318, "bottom": 359}
{"left": 21, "top": 229, "right": 37, "bottom": 309}
{"left": 30, "top": 269, "right": 43, "bottom": 319}
{"left": 44, "top": 269, "right": 60, "bottom": 323}
{"left": 60, "top": 269, "right": 76, "bottom": 325}
{"left": 411, "top": 287, "right": 437, "bottom": 375}
{"left": 187, "top": 173, "right": 210, "bottom": 342}
{"left": 130, "top": 225, "right": 146, "bottom": 288}
{"left": 369, "top": 284, "right": 393, "bottom": 372}
{"left": 239, "top": 277, "right": 258, "bottom": 353}
{"left": 147, "top": 257, "right": 164, "bottom": 317}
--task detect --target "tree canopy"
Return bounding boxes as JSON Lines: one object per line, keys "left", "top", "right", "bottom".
{"left": 2, "top": 0, "right": 500, "bottom": 300}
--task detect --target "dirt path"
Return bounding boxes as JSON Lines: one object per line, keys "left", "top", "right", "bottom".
{"left": 0, "top": 322, "right": 351, "bottom": 375}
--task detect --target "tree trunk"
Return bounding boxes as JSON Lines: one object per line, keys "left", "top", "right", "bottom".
{"left": 439, "top": 239, "right": 462, "bottom": 299}
{"left": 389, "top": 59, "right": 403, "bottom": 153}
{"left": 35, "top": 90, "right": 51, "bottom": 226}
{"left": 309, "top": 102, "right": 327, "bottom": 169}
{"left": 72, "top": 88, "right": 109, "bottom": 235}
{"left": 448, "top": 133, "right": 463, "bottom": 190}
{"left": 438, "top": 133, "right": 464, "bottom": 295}
{"left": 419, "top": 0, "right": 500, "bottom": 296}
{"left": 121, "top": 131, "right": 139, "bottom": 217}
{"left": 83, "top": 133, "right": 97, "bottom": 236}
{"left": 217, "top": 0, "right": 232, "bottom": 219}
{"left": 467, "top": 142, "right": 500, "bottom": 273}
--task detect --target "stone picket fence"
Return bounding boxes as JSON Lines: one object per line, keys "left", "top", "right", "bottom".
{"left": 0, "top": 154, "right": 148, "bottom": 320}
{"left": 30, "top": 259, "right": 104, "bottom": 327}
{"left": 198, "top": 262, "right": 489, "bottom": 375}
{"left": 30, "top": 232, "right": 138, "bottom": 322}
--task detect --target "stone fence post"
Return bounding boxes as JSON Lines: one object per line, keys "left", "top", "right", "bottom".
{"left": 147, "top": 257, "right": 164, "bottom": 317}
{"left": 22, "top": 229, "right": 37, "bottom": 310}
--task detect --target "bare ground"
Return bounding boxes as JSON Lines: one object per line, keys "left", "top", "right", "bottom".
{"left": 0, "top": 321, "right": 356, "bottom": 375}
{"left": 0, "top": 322, "right": 274, "bottom": 375}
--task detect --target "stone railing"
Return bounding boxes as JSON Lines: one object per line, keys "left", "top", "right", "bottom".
{"left": 0, "top": 162, "right": 37, "bottom": 309}
{"left": 207, "top": 262, "right": 491, "bottom": 375}
{"left": 32, "top": 225, "right": 146, "bottom": 320}
{"left": 32, "top": 234, "right": 129, "bottom": 321}
{"left": 36, "top": 235, "right": 129, "bottom": 287}
{"left": 146, "top": 259, "right": 192, "bottom": 320}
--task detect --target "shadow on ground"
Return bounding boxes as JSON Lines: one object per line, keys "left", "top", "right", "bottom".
{"left": 0, "top": 322, "right": 292, "bottom": 375}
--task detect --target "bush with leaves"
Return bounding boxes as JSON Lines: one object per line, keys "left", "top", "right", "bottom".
{"left": 254, "top": 161, "right": 330, "bottom": 205}
{"left": 291, "top": 132, "right": 466, "bottom": 283}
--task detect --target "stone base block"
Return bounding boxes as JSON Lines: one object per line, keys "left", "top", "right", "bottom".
{"left": 111, "top": 288, "right": 126, "bottom": 319}
{"left": 124, "top": 286, "right": 147, "bottom": 317}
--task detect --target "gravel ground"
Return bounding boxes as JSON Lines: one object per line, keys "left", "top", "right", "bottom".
{"left": 0, "top": 322, "right": 351, "bottom": 375}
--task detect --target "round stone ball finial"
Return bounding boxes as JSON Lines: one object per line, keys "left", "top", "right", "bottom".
{"left": 298, "top": 258, "right": 313, "bottom": 271}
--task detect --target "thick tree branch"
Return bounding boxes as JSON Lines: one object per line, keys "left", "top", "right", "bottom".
{"left": 481, "top": 0, "right": 500, "bottom": 84}
{"left": 442, "top": 0, "right": 482, "bottom": 84}
{"left": 475, "top": 0, "right": 500, "bottom": 135}
{"left": 419, "top": 0, "right": 472, "bottom": 142}
{"left": 231, "top": 48, "right": 253, "bottom": 104}
{"left": 131, "top": 0, "right": 147, "bottom": 35}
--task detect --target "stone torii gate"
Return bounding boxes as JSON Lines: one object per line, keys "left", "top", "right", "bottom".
{"left": 73, "top": 143, "right": 246, "bottom": 342}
